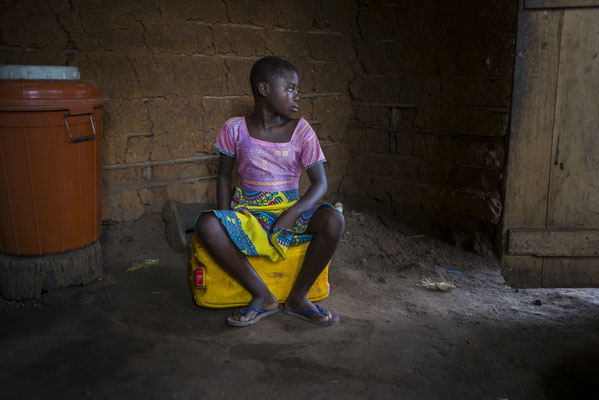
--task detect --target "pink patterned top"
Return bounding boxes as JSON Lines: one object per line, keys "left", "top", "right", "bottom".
{"left": 215, "top": 117, "right": 326, "bottom": 192}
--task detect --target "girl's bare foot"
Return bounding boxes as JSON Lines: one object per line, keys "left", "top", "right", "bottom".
{"left": 284, "top": 296, "right": 338, "bottom": 324}
{"left": 227, "top": 294, "right": 279, "bottom": 324}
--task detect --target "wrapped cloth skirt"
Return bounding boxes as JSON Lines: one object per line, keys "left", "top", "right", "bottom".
{"left": 204, "top": 187, "right": 331, "bottom": 262}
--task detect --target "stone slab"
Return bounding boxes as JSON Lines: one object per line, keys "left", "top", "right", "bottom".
{"left": 0, "top": 240, "right": 103, "bottom": 300}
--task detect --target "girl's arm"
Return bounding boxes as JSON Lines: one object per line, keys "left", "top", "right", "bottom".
{"left": 273, "top": 162, "right": 327, "bottom": 230}
{"left": 216, "top": 153, "right": 235, "bottom": 210}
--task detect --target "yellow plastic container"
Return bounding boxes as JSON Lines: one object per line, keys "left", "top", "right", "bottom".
{"left": 189, "top": 235, "right": 330, "bottom": 308}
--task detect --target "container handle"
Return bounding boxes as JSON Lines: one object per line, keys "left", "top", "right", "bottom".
{"left": 64, "top": 111, "right": 96, "bottom": 142}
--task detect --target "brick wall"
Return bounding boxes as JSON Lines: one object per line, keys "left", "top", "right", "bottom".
{"left": 0, "top": 0, "right": 355, "bottom": 221}
{"left": 343, "top": 0, "right": 516, "bottom": 242}
{"left": 1, "top": 0, "right": 517, "bottom": 243}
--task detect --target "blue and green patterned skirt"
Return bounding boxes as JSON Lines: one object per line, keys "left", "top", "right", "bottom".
{"left": 205, "top": 186, "right": 331, "bottom": 262}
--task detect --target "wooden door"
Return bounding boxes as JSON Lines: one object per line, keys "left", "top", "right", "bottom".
{"left": 502, "top": 0, "right": 599, "bottom": 287}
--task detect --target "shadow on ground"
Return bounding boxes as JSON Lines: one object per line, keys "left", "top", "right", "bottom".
{"left": 2, "top": 211, "right": 599, "bottom": 400}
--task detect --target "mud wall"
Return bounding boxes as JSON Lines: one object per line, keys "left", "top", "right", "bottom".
{"left": 0, "top": 0, "right": 355, "bottom": 221}
{"left": 343, "top": 0, "right": 516, "bottom": 242}
{"left": 1, "top": 0, "right": 517, "bottom": 243}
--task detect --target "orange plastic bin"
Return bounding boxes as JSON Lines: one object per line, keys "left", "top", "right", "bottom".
{"left": 0, "top": 67, "right": 109, "bottom": 255}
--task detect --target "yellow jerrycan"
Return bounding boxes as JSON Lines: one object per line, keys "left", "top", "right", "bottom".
{"left": 189, "top": 235, "right": 330, "bottom": 308}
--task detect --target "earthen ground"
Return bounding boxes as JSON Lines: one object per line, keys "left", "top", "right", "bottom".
{"left": 2, "top": 208, "right": 598, "bottom": 400}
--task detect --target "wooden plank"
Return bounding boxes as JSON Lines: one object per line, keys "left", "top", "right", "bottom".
{"left": 504, "top": 256, "right": 599, "bottom": 288}
{"left": 542, "top": 258, "right": 599, "bottom": 287}
{"left": 508, "top": 229, "right": 599, "bottom": 256}
{"left": 547, "top": 9, "right": 599, "bottom": 228}
{"left": 501, "top": 9, "right": 563, "bottom": 235}
{"left": 502, "top": 255, "right": 543, "bottom": 288}
{"left": 525, "top": 0, "right": 599, "bottom": 9}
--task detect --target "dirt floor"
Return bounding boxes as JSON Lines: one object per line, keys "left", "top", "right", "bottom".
{"left": 2, "top": 207, "right": 599, "bottom": 400}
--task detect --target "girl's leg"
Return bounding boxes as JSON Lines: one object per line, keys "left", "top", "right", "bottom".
{"left": 196, "top": 213, "right": 278, "bottom": 322}
{"left": 285, "top": 207, "right": 345, "bottom": 322}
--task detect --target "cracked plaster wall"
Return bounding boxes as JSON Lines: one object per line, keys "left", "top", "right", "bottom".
{"left": 342, "top": 0, "right": 517, "bottom": 243}
{"left": 1, "top": 0, "right": 516, "bottom": 243}
{"left": 1, "top": 0, "right": 355, "bottom": 222}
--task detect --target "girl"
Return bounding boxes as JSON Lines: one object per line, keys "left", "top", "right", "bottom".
{"left": 195, "top": 56, "right": 344, "bottom": 327}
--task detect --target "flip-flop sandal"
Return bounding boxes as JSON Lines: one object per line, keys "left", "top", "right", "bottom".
{"left": 226, "top": 306, "right": 278, "bottom": 327}
{"left": 283, "top": 304, "right": 339, "bottom": 326}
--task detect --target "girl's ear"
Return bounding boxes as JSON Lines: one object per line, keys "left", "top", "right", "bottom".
{"left": 257, "top": 81, "right": 268, "bottom": 97}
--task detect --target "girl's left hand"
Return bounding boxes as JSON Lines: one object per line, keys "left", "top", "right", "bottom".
{"left": 272, "top": 212, "right": 297, "bottom": 231}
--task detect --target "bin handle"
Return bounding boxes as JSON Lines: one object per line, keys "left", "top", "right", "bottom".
{"left": 64, "top": 111, "right": 96, "bottom": 142}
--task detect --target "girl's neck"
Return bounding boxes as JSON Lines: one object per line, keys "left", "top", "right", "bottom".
{"left": 249, "top": 106, "right": 289, "bottom": 130}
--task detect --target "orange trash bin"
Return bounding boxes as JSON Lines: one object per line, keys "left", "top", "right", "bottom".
{"left": 0, "top": 68, "right": 109, "bottom": 255}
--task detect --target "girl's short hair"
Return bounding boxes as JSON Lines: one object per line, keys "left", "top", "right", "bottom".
{"left": 250, "top": 56, "right": 297, "bottom": 96}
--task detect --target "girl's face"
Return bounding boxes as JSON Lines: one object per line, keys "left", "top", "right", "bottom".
{"left": 266, "top": 69, "right": 300, "bottom": 117}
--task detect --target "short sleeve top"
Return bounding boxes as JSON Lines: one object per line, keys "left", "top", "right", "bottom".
{"left": 215, "top": 116, "right": 326, "bottom": 192}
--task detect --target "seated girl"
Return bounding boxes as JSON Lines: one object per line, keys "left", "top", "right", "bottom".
{"left": 195, "top": 56, "right": 344, "bottom": 327}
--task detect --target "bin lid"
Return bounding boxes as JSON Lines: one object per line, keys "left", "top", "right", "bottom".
{"left": 0, "top": 65, "right": 80, "bottom": 80}
{"left": 0, "top": 73, "right": 109, "bottom": 112}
